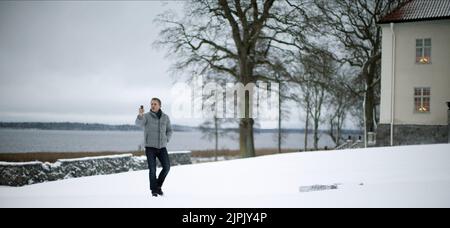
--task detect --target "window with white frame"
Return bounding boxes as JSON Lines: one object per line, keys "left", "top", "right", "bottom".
{"left": 414, "top": 87, "right": 430, "bottom": 113}
{"left": 416, "top": 38, "right": 431, "bottom": 64}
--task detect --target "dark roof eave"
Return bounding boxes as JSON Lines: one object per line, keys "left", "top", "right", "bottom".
{"left": 378, "top": 16, "right": 450, "bottom": 25}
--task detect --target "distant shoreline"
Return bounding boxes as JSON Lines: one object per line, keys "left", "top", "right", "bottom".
{"left": 0, "top": 122, "right": 362, "bottom": 134}
{"left": 0, "top": 122, "right": 196, "bottom": 132}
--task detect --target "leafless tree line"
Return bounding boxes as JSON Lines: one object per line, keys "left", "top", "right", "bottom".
{"left": 155, "top": 0, "right": 407, "bottom": 157}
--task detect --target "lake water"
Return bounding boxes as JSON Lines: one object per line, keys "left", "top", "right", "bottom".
{"left": 0, "top": 128, "right": 336, "bottom": 153}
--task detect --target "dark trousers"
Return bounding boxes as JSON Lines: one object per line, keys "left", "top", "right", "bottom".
{"left": 145, "top": 147, "right": 171, "bottom": 192}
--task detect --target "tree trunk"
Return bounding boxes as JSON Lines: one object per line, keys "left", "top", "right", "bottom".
{"left": 214, "top": 116, "right": 218, "bottom": 161}
{"left": 365, "top": 71, "right": 376, "bottom": 138}
{"left": 278, "top": 81, "right": 282, "bottom": 153}
{"left": 313, "top": 117, "right": 319, "bottom": 150}
{"left": 313, "top": 87, "right": 324, "bottom": 150}
{"left": 304, "top": 104, "right": 310, "bottom": 152}
{"left": 240, "top": 89, "right": 255, "bottom": 158}
{"left": 238, "top": 80, "right": 256, "bottom": 157}
{"left": 365, "top": 92, "right": 374, "bottom": 133}
{"left": 336, "top": 113, "right": 342, "bottom": 145}
{"left": 240, "top": 118, "right": 255, "bottom": 158}
{"left": 329, "top": 117, "right": 336, "bottom": 144}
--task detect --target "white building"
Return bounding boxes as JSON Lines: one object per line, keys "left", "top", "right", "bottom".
{"left": 377, "top": 0, "right": 450, "bottom": 146}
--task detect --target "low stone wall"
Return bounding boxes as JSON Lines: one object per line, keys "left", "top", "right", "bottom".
{"left": 448, "top": 110, "right": 450, "bottom": 143}
{"left": 376, "top": 124, "right": 448, "bottom": 147}
{"left": 0, "top": 151, "right": 191, "bottom": 187}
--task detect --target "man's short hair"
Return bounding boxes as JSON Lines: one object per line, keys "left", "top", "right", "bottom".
{"left": 151, "top": 98, "right": 161, "bottom": 106}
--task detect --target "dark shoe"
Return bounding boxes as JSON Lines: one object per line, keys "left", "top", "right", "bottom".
{"left": 156, "top": 188, "right": 164, "bottom": 196}
{"left": 151, "top": 192, "right": 158, "bottom": 197}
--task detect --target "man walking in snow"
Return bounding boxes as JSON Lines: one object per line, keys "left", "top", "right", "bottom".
{"left": 135, "top": 98, "right": 173, "bottom": 197}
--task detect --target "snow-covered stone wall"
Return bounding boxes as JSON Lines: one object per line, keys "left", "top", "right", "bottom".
{"left": 448, "top": 109, "right": 450, "bottom": 143}
{"left": 0, "top": 151, "right": 191, "bottom": 186}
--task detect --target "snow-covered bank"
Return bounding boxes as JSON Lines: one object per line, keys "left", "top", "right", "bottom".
{"left": 0, "top": 152, "right": 191, "bottom": 186}
{"left": 1, "top": 144, "right": 449, "bottom": 208}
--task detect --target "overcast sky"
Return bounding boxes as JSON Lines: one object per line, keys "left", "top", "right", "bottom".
{"left": 0, "top": 1, "right": 185, "bottom": 124}
{"left": 0, "top": 1, "right": 342, "bottom": 129}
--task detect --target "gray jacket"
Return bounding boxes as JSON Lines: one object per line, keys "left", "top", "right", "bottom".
{"left": 135, "top": 110, "right": 173, "bottom": 149}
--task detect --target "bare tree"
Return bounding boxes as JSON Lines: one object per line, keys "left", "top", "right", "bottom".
{"left": 291, "top": 79, "right": 311, "bottom": 151}
{"left": 274, "top": 75, "right": 291, "bottom": 153}
{"left": 155, "top": 0, "right": 283, "bottom": 158}
{"left": 310, "top": 86, "right": 325, "bottom": 150}
{"left": 312, "top": 0, "right": 406, "bottom": 144}
{"left": 301, "top": 90, "right": 311, "bottom": 151}
{"left": 258, "top": 58, "right": 292, "bottom": 153}
{"left": 301, "top": 48, "right": 336, "bottom": 150}
{"left": 155, "top": 0, "right": 363, "bottom": 155}
{"left": 199, "top": 117, "right": 238, "bottom": 161}
{"left": 199, "top": 83, "right": 238, "bottom": 161}
{"left": 326, "top": 71, "right": 355, "bottom": 146}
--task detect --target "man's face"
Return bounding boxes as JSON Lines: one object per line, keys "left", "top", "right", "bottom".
{"left": 151, "top": 100, "right": 160, "bottom": 112}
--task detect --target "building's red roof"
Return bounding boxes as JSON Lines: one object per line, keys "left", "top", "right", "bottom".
{"left": 379, "top": 0, "right": 450, "bottom": 24}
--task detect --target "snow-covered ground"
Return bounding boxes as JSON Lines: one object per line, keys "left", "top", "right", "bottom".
{"left": 1, "top": 144, "right": 449, "bottom": 208}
